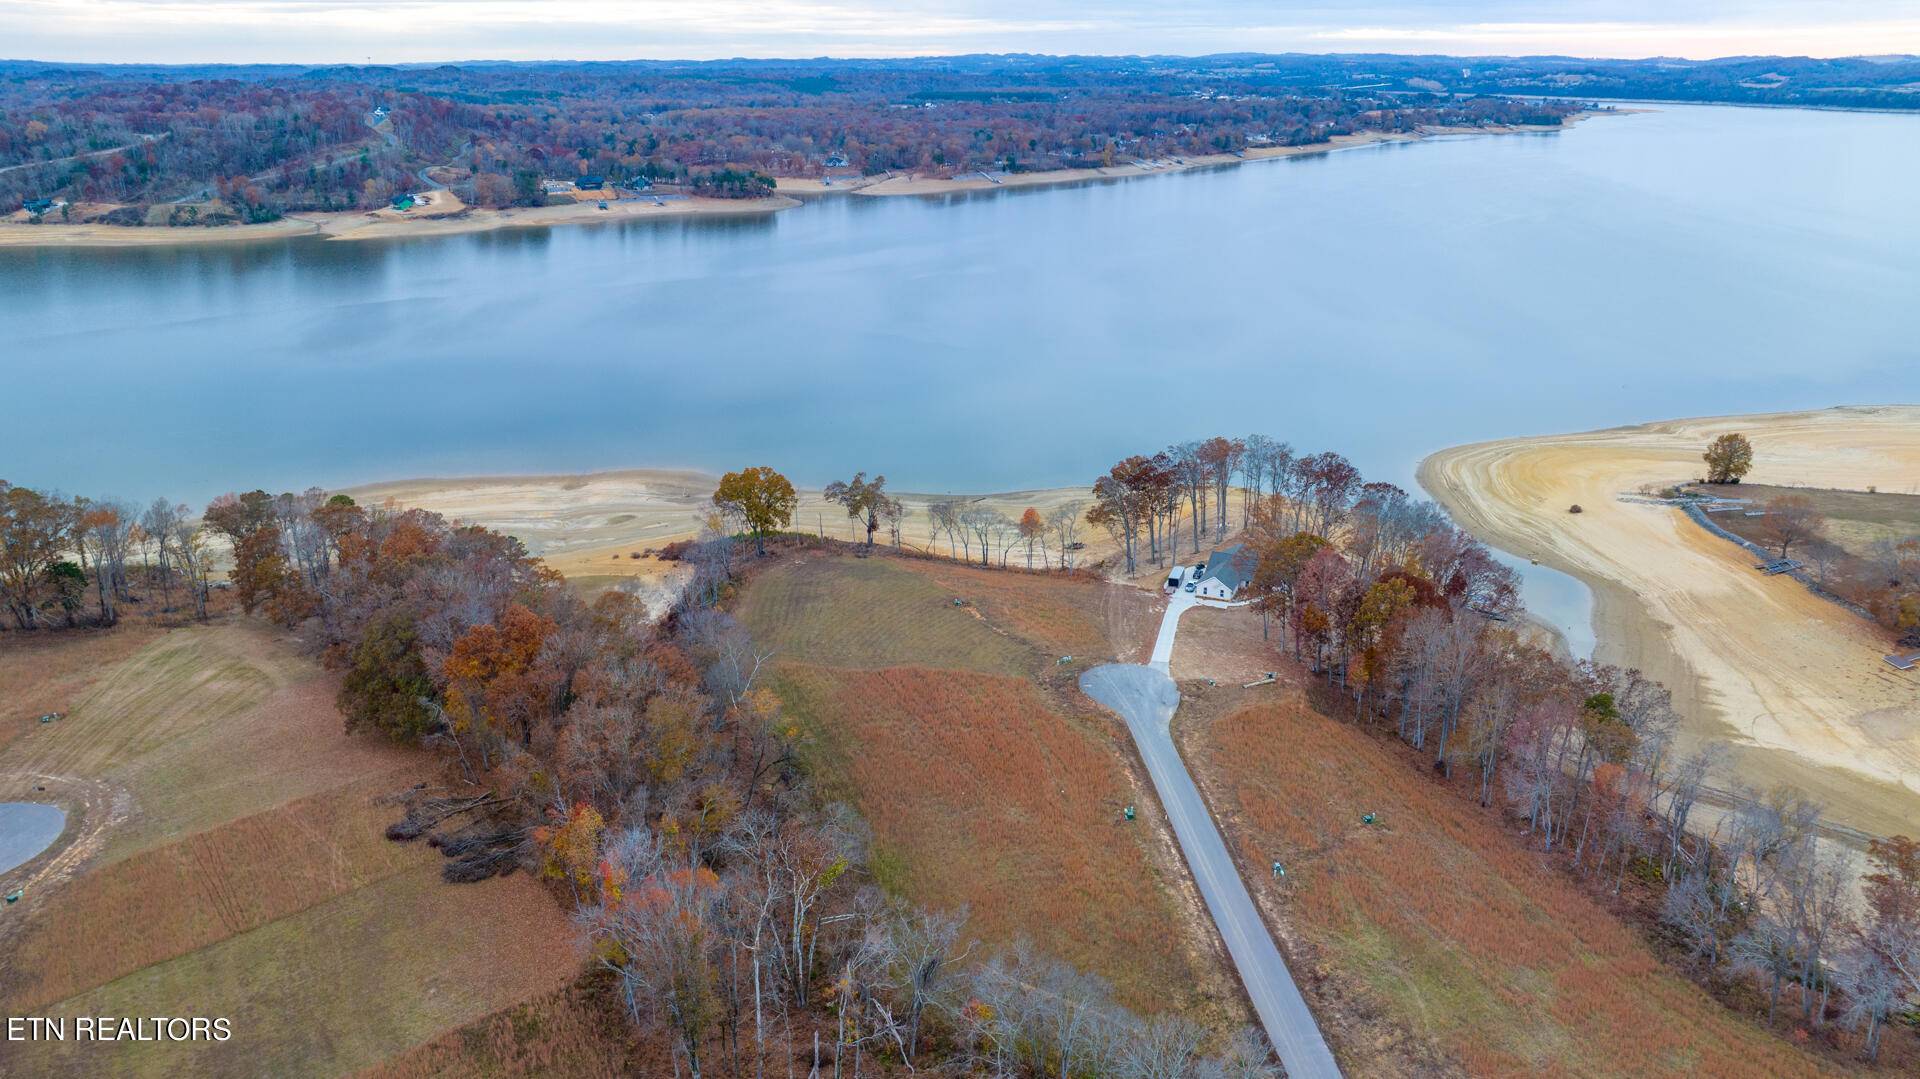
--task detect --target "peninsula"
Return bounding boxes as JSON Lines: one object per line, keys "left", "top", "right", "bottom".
{"left": 1421, "top": 405, "right": 1920, "bottom": 839}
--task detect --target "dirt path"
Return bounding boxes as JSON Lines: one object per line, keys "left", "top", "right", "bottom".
{"left": 1419, "top": 405, "right": 1920, "bottom": 840}
{"left": 0, "top": 134, "right": 166, "bottom": 177}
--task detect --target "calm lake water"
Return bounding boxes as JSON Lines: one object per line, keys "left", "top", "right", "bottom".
{"left": 4, "top": 104, "right": 1916, "bottom": 645}
{"left": 0, "top": 802, "right": 65, "bottom": 875}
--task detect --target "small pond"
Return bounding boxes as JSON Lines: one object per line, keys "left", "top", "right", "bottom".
{"left": 0, "top": 802, "right": 67, "bottom": 876}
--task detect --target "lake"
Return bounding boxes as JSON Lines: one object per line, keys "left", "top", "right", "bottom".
{"left": 0, "top": 802, "right": 65, "bottom": 875}
{"left": 3, "top": 104, "right": 1915, "bottom": 646}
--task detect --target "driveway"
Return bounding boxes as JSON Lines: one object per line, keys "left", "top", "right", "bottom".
{"left": 1150, "top": 589, "right": 1199, "bottom": 668}
{"left": 1081, "top": 601, "right": 1340, "bottom": 1077}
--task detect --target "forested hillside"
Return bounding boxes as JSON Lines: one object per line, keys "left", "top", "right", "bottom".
{"left": 0, "top": 55, "right": 1586, "bottom": 218}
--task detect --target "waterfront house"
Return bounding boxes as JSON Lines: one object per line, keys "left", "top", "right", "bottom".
{"left": 1194, "top": 544, "right": 1251, "bottom": 600}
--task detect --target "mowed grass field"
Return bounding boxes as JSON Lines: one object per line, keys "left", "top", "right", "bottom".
{"left": 1181, "top": 690, "right": 1840, "bottom": 1078}
{"left": 0, "top": 621, "right": 580, "bottom": 1078}
{"left": 1707, "top": 482, "right": 1920, "bottom": 560}
{"left": 737, "top": 552, "right": 1235, "bottom": 1020}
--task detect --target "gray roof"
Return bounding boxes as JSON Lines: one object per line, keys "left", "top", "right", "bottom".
{"left": 1200, "top": 544, "right": 1251, "bottom": 591}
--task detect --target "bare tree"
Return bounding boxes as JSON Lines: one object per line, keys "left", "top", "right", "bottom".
{"left": 959, "top": 507, "right": 1006, "bottom": 568}
{"left": 164, "top": 507, "right": 212, "bottom": 620}
{"left": 1663, "top": 856, "right": 1738, "bottom": 967}
{"left": 580, "top": 827, "right": 728, "bottom": 1079}
{"left": 1049, "top": 501, "right": 1084, "bottom": 571}
{"left": 927, "top": 499, "right": 961, "bottom": 559}
{"left": 1731, "top": 909, "right": 1800, "bottom": 1024}
{"left": 1657, "top": 746, "right": 1721, "bottom": 879}
{"left": 1757, "top": 493, "right": 1822, "bottom": 560}
{"left": 885, "top": 903, "right": 968, "bottom": 1063}
{"left": 1120, "top": 1012, "right": 1209, "bottom": 1079}
{"left": 1835, "top": 944, "right": 1906, "bottom": 1061}
{"left": 141, "top": 498, "right": 186, "bottom": 610}
{"left": 1194, "top": 1028, "right": 1281, "bottom": 1079}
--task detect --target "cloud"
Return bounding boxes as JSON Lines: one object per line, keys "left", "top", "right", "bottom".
{"left": 2, "top": 0, "right": 1917, "bottom": 63}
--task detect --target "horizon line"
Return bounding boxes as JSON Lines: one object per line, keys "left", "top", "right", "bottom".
{"left": 5, "top": 48, "right": 1918, "bottom": 70}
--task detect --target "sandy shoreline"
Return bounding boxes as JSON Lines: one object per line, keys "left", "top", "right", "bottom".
{"left": 0, "top": 194, "right": 798, "bottom": 248}
{"left": 1419, "top": 405, "right": 1920, "bottom": 841}
{"left": 840, "top": 116, "right": 1606, "bottom": 198}
{"left": 344, "top": 468, "right": 1112, "bottom": 609}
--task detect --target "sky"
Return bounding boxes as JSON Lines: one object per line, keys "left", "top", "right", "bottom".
{"left": 3, "top": 1, "right": 1918, "bottom": 66}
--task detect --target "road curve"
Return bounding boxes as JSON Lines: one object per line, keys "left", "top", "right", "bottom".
{"left": 1081, "top": 658, "right": 1340, "bottom": 1076}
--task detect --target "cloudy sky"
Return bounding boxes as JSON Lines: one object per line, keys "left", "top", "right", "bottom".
{"left": 4, "top": 1, "right": 1917, "bottom": 65}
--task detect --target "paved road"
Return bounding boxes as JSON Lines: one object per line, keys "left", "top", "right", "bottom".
{"left": 1082, "top": 603, "right": 1340, "bottom": 1077}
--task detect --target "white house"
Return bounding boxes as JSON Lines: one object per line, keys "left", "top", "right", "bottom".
{"left": 1193, "top": 544, "right": 1252, "bottom": 601}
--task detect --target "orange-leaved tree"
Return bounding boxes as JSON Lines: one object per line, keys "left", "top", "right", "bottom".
{"left": 443, "top": 602, "right": 560, "bottom": 756}
{"left": 1018, "top": 507, "right": 1045, "bottom": 568}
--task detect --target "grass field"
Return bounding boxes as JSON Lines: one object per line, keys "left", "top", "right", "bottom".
{"left": 1180, "top": 688, "right": 1842, "bottom": 1078}
{"left": 738, "top": 551, "right": 1239, "bottom": 1023}
{"left": 737, "top": 554, "right": 1035, "bottom": 675}
{"left": 366, "top": 977, "right": 654, "bottom": 1078}
{"left": 0, "top": 620, "right": 580, "bottom": 1078}
{"left": 1702, "top": 482, "right": 1920, "bottom": 562}
{"left": 0, "top": 622, "right": 165, "bottom": 757}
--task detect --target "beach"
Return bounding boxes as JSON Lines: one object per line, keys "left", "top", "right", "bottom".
{"left": 848, "top": 132, "right": 1406, "bottom": 196}
{"left": 829, "top": 113, "right": 1624, "bottom": 198}
{"left": 1420, "top": 405, "right": 1920, "bottom": 841}
{"left": 344, "top": 468, "right": 1113, "bottom": 609}
{"left": 0, "top": 193, "right": 799, "bottom": 248}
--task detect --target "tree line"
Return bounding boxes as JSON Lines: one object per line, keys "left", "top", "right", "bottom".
{"left": 0, "top": 479, "right": 228, "bottom": 629}
{"left": 1, "top": 58, "right": 1578, "bottom": 220}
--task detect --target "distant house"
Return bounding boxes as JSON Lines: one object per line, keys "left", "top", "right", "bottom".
{"left": 577, "top": 175, "right": 605, "bottom": 190}
{"left": 1194, "top": 544, "right": 1251, "bottom": 601}
{"left": 623, "top": 175, "right": 654, "bottom": 190}
{"left": 541, "top": 179, "right": 577, "bottom": 196}
{"left": 390, "top": 194, "right": 415, "bottom": 211}
{"left": 824, "top": 152, "right": 849, "bottom": 169}
{"left": 22, "top": 197, "right": 54, "bottom": 215}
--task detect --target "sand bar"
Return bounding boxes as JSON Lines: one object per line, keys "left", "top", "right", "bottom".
{"left": 0, "top": 194, "right": 797, "bottom": 248}
{"left": 847, "top": 114, "right": 1614, "bottom": 199}
{"left": 1420, "top": 405, "right": 1920, "bottom": 840}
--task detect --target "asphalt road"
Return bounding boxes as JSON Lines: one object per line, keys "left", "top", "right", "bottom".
{"left": 1081, "top": 607, "right": 1340, "bottom": 1076}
